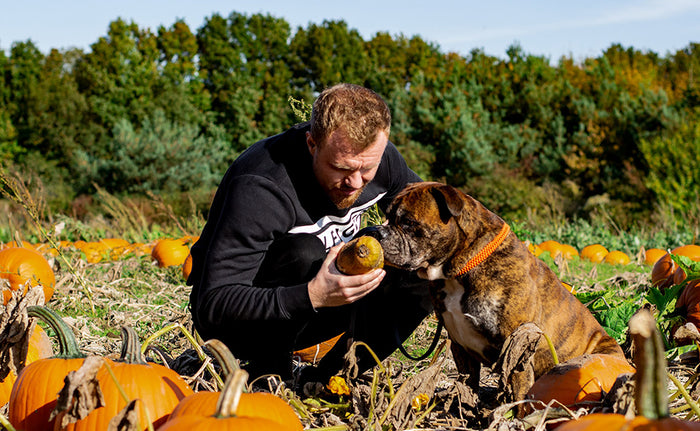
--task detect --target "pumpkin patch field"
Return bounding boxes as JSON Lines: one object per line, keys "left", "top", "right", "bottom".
{"left": 2, "top": 187, "right": 700, "bottom": 430}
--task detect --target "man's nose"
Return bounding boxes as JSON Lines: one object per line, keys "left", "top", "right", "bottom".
{"left": 346, "top": 171, "right": 363, "bottom": 188}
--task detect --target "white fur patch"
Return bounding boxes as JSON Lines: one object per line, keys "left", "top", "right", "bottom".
{"left": 441, "top": 279, "right": 491, "bottom": 361}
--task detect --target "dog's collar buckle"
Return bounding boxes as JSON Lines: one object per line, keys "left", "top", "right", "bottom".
{"left": 455, "top": 222, "right": 510, "bottom": 277}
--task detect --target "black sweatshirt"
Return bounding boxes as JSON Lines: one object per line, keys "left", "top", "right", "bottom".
{"left": 188, "top": 122, "right": 421, "bottom": 330}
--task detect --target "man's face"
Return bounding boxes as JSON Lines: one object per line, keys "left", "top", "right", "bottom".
{"left": 307, "top": 129, "right": 387, "bottom": 209}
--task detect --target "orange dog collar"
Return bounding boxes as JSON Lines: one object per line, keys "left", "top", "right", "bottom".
{"left": 455, "top": 222, "right": 510, "bottom": 277}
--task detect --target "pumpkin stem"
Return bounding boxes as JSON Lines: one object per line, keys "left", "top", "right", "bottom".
{"left": 119, "top": 326, "right": 148, "bottom": 365}
{"left": 204, "top": 339, "right": 241, "bottom": 380}
{"left": 629, "top": 309, "right": 668, "bottom": 419}
{"left": 27, "top": 305, "right": 84, "bottom": 359}
{"left": 216, "top": 368, "right": 249, "bottom": 418}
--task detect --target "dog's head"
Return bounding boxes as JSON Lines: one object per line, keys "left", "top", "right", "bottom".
{"left": 361, "top": 182, "right": 477, "bottom": 279}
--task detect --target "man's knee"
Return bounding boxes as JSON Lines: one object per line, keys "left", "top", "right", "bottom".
{"left": 254, "top": 233, "right": 326, "bottom": 287}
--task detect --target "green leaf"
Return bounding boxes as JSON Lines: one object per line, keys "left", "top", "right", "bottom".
{"left": 595, "top": 301, "right": 638, "bottom": 344}
{"left": 671, "top": 254, "right": 700, "bottom": 281}
{"left": 645, "top": 284, "right": 684, "bottom": 319}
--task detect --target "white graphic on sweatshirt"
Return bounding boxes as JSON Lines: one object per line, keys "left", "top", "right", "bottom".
{"left": 288, "top": 193, "right": 385, "bottom": 250}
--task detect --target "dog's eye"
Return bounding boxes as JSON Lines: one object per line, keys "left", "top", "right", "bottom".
{"left": 401, "top": 219, "right": 421, "bottom": 235}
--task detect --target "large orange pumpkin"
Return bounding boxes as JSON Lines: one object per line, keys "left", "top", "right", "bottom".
{"left": 167, "top": 339, "right": 301, "bottom": 429}
{"left": 9, "top": 306, "right": 87, "bottom": 431}
{"left": 0, "top": 247, "right": 56, "bottom": 305}
{"left": 54, "top": 326, "right": 194, "bottom": 430}
{"left": 159, "top": 367, "right": 302, "bottom": 431}
{"left": 557, "top": 310, "right": 700, "bottom": 430}
{"left": 675, "top": 279, "right": 700, "bottom": 329}
{"left": 580, "top": 244, "right": 608, "bottom": 263}
{"left": 151, "top": 238, "right": 190, "bottom": 268}
{"left": 651, "top": 253, "right": 677, "bottom": 289}
{"left": 526, "top": 353, "right": 635, "bottom": 410}
{"left": 672, "top": 244, "right": 700, "bottom": 262}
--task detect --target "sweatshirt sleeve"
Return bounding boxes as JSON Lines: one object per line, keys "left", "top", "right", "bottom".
{"left": 190, "top": 174, "right": 316, "bottom": 331}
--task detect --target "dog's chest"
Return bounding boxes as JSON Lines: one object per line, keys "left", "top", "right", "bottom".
{"left": 438, "top": 279, "right": 497, "bottom": 362}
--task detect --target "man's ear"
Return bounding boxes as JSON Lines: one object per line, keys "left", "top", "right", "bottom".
{"left": 430, "top": 185, "right": 463, "bottom": 223}
{"left": 306, "top": 131, "right": 317, "bottom": 156}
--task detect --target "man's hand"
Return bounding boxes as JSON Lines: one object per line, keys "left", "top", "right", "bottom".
{"left": 307, "top": 243, "right": 386, "bottom": 309}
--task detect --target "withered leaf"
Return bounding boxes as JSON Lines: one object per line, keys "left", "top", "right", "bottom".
{"left": 673, "top": 322, "right": 700, "bottom": 346}
{"left": 50, "top": 355, "right": 106, "bottom": 427}
{"left": 0, "top": 286, "right": 44, "bottom": 380}
{"left": 494, "top": 322, "right": 542, "bottom": 403}
{"left": 107, "top": 399, "right": 140, "bottom": 431}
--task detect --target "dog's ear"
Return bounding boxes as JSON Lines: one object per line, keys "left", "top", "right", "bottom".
{"left": 430, "top": 185, "right": 463, "bottom": 223}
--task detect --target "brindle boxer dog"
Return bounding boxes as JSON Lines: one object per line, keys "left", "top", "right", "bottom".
{"left": 363, "top": 181, "right": 626, "bottom": 403}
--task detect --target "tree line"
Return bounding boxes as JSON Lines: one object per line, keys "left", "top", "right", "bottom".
{"left": 1, "top": 11, "right": 699, "bottom": 229}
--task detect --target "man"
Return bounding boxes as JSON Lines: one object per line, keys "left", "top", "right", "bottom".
{"left": 187, "top": 83, "right": 432, "bottom": 383}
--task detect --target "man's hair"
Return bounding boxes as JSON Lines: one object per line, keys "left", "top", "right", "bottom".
{"left": 310, "top": 83, "right": 391, "bottom": 149}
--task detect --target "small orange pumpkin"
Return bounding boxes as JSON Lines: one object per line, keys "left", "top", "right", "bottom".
{"left": 580, "top": 244, "right": 608, "bottom": 263}
{"left": 644, "top": 248, "right": 667, "bottom": 266}
{"left": 182, "top": 253, "right": 193, "bottom": 280}
{"left": 603, "top": 250, "right": 631, "bottom": 265}
{"left": 537, "top": 240, "right": 564, "bottom": 259}
{"left": 151, "top": 238, "right": 191, "bottom": 268}
{"left": 0, "top": 247, "right": 56, "bottom": 305}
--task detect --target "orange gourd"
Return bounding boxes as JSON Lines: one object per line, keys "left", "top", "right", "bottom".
{"left": 54, "top": 326, "right": 194, "bottom": 430}
{"left": 0, "top": 247, "right": 56, "bottom": 305}
{"left": 9, "top": 306, "right": 87, "bottom": 431}
{"left": 151, "top": 238, "right": 191, "bottom": 268}
{"left": 580, "top": 244, "right": 608, "bottom": 263}
{"left": 527, "top": 353, "right": 635, "bottom": 409}
{"left": 557, "top": 310, "right": 700, "bottom": 430}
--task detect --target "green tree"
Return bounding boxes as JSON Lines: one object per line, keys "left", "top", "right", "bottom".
{"left": 289, "top": 19, "right": 369, "bottom": 91}
{"left": 76, "top": 109, "right": 235, "bottom": 196}
{"left": 639, "top": 110, "right": 700, "bottom": 216}
{"left": 197, "top": 12, "right": 295, "bottom": 152}
{"left": 74, "top": 18, "right": 161, "bottom": 153}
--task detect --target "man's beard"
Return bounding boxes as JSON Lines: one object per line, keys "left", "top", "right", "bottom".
{"left": 331, "top": 186, "right": 366, "bottom": 209}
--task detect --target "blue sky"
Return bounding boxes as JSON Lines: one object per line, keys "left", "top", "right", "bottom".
{"left": 2, "top": 0, "right": 699, "bottom": 62}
